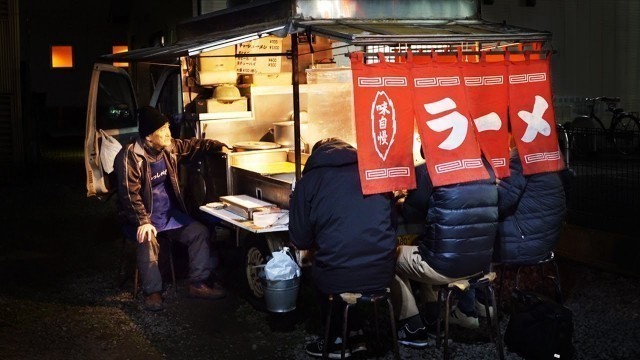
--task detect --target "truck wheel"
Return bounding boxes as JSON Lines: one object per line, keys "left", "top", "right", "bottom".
{"left": 242, "top": 236, "right": 270, "bottom": 300}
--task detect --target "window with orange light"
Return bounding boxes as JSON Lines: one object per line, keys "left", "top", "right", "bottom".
{"left": 51, "top": 46, "right": 73, "bottom": 68}
{"left": 112, "top": 45, "right": 129, "bottom": 67}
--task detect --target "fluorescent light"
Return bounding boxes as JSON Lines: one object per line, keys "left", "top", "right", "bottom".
{"left": 187, "top": 26, "right": 287, "bottom": 56}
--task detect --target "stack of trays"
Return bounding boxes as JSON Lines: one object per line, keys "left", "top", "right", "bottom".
{"left": 219, "top": 195, "right": 276, "bottom": 220}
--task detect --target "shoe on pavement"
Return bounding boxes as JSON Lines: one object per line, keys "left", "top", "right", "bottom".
{"left": 449, "top": 307, "right": 479, "bottom": 329}
{"left": 305, "top": 337, "right": 351, "bottom": 359}
{"left": 188, "top": 282, "right": 226, "bottom": 300}
{"left": 349, "top": 330, "right": 368, "bottom": 354}
{"left": 144, "top": 292, "right": 164, "bottom": 312}
{"left": 475, "top": 299, "right": 494, "bottom": 318}
{"left": 397, "top": 323, "right": 435, "bottom": 348}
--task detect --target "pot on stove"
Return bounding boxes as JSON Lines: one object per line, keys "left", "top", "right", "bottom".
{"left": 272, "top": 111, "right": 309, "bottom": 151}
{"left": 232, "top": 141, "right": 281, "bottom": 152}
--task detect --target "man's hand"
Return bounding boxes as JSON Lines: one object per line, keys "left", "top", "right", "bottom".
{"left": 137, "top": 224, "right": 157, "bottom": 244}
{"left": 221, "top": 145, "right": 232, "bottom": 154}
{"left": 393, "top": 190, "right": 407, "bottom": 202}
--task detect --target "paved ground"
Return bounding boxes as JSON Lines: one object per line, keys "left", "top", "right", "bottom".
{"left": 1, "top": 150, "right": 639, "bottom": 359}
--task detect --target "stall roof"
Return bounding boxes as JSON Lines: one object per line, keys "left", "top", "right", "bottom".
{"left": 102, "top": 21, "right": 290, "bottom": 63}
{"left": 102, "top": 0, "right": 550, "bottom": 63}
{"left": 295, "top": 19, "right": 551, "bottom": 46}
{"left": 104, "top": 18, "right": 550, "bottom": 63}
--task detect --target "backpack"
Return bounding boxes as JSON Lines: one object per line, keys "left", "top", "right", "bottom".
{"left": 504, "top": 289, "right": 574, "bottom": 359}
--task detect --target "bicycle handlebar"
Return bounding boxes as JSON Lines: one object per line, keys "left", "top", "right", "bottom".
{"left": 585, "top": 96, "right": 621, "bottom": 103}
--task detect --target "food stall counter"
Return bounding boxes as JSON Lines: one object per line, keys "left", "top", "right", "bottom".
{"left": 200, "top": 205, "right": 288, "bottom": 234}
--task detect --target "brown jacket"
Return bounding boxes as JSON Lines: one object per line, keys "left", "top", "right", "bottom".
{"left": 114, "top": 137, "right": 225, "bottom": 227}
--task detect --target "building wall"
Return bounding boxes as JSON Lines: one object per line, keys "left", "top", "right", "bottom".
{"left": 122, "top": 1, "right": 194, "bottom": 107}
{"left": 20, "top": 0, "right": 128, "bottom": 141}
{"left": 0, "top": 0, "right": 22, "bottom": 163}
{"left": 482, "top": 0, "right": 640, "bottom": 121}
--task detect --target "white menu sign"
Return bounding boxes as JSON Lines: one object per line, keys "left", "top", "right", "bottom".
{"left": 236, "top": 37, "right": 282, "bottom": 74}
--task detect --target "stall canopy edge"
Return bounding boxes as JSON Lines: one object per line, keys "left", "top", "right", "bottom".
{"left": 101, "top": 0, "right": 551, "bottom": 63}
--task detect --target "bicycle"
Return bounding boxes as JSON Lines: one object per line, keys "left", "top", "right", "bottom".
{"left": 569, "top": 96, "right": 640, "bottom": 156}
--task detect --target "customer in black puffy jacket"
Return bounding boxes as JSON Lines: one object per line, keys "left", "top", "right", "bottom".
{"left": 392, "top": 159, "right": 498, "bottom": 348}
{"left": 494, "top": 148, "right": 566, "bottom": 264}
{"left": 289, "top": 138, "right": 397, "bottom": 358}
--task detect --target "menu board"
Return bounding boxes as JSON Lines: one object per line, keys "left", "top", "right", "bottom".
{"left": 236, "top": 37, "right": 282, "bottom": 74}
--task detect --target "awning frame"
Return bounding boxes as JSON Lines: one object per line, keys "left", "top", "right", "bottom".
{"left": 101, "top": 1, "right": 552, "bottom": 180}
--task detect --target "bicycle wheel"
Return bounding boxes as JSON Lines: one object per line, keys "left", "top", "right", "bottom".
{"left": 612, "top": 115, "right": 640, "bottom": 156}
{"left": 569, "top": 116, "right": 598, "bottom": 158}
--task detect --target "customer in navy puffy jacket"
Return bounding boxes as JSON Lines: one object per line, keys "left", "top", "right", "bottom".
{"left": 494, "top": 148, "right": 566, "bottom": 264}
{"left": 289, "top": 138, "right": 397, "bottom": 358}
{"left": 456, "top": 146, "right": 568, "bottom": 325}
{"left": 392, "top": 159, "right": 498, "bottom": 347}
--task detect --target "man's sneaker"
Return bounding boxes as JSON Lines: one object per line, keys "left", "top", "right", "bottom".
{"left": 143, "top": 292, "right": 164, "bottom": 312}
{"left": 475, "top": 299, "right": 495, "bottom": 318}
{"left": 349, "top": 330, "right": 368, "bottom": 354}
{"left": 397, "top": 323, "right": 435, "bottom": 348}
{"left": 188, "top": 282, "right": 226, "bottom": 300}
{"left": 305, "top": 338, "right": 351, "bottom": 359}
{"left": 449, "top": 307, "right": 480, "bottom": 329}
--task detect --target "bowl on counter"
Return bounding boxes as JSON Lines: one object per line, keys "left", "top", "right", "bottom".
{"left": 253, "top": 210, "right": 289, "bottom": 228}
{"left": 253, "top": 211, "right": 281, "bottom": 227}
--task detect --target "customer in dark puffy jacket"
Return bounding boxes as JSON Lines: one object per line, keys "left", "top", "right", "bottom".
{"left": 494, "top": 148, "right": 566, "bottom": 264}
{"left": 392, "top": 159, "right": 498, "bottom": 348}
{"left": 289, "top": 138, "right": 397, "bottom": 358}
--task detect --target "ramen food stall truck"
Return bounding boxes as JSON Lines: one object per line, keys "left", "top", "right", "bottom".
{"left": 84, "top": 0, "right": 552, "bottom": 304}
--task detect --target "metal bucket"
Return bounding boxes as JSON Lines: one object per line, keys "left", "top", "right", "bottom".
{"left": 261, "top": 275, "right": 300, "bottom": 313}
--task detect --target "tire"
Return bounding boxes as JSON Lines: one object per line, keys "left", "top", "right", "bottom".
{"left": 241, "top": 235, "right": 270, "bottom": 301}
{"left": 569, "top": 116, "right": 597, "bottom": 158}
{"left": 612, "top": 115, "right": 640, "bottom": 156}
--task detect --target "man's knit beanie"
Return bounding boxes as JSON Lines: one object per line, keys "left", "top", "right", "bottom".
{"left": 138, "top": 106, "right": 168, "bottom": 138}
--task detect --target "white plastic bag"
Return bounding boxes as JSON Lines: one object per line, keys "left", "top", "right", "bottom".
{"left": 99, "top": 129, "right": 122, "bottom": 174}
{"left": 264, "top": 247, "right": 300, "bottom": 280}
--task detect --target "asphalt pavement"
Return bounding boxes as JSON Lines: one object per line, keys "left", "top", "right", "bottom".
{"left": 1, "top": 150, "right": 638, "bottom": 359}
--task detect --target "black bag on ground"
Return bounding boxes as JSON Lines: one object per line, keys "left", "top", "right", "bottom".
{"left": 504, "top": 289, "right": 574, "bottom": 359}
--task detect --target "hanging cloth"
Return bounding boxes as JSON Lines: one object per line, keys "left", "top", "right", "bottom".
{"left": 350, "top": 52, "right": 416, "bottom": 195}
{"left": 461, "top": 58, "right": 511, "bottom": 178}
{"left": 507, "top": 55, "right": 565, "bottom": 174}
{"left": 410, "top": 54, "right": 489, "bottom": 187}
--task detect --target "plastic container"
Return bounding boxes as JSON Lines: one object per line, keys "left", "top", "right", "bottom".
{"left": 261, "top": 275, "right": 300, "bottom": 313}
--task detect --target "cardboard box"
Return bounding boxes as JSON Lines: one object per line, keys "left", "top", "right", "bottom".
{"left": 206, "top": 97, "right": 248, "bottom": 113}
{"left": 252, "top": 72, "right": 292, "bottom": 86}
{"left": 199, "top": 47, "right": 236, "bottom": 72}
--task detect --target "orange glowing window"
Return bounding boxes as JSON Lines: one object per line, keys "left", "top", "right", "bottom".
{"left": 112, "top": 45, "right": 129, "bottom": 67}
{"left": 51, "top": 46, "right": 73, "bottom": 68}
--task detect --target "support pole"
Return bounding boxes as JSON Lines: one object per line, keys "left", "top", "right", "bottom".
{"left": 291, "top": 32, "right": 302, "bottom": 181}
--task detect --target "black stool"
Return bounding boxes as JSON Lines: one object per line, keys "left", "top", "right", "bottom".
{"left": 323, "top": 289, "right": 400, "bottom": 360}
{"left": 436, "top": 272, "right": 504, "bottom": 360}
{"left": 496, "top": 251, "right": 562, "bottom": 304}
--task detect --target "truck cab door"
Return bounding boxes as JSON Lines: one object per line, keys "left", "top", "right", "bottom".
{"left": 84, "top": 63, "right": 138, "bottom": 199}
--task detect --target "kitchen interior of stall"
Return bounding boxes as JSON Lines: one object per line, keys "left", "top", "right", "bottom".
{"left": 182, "top": 34, "right": 357, "bottom": 150}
